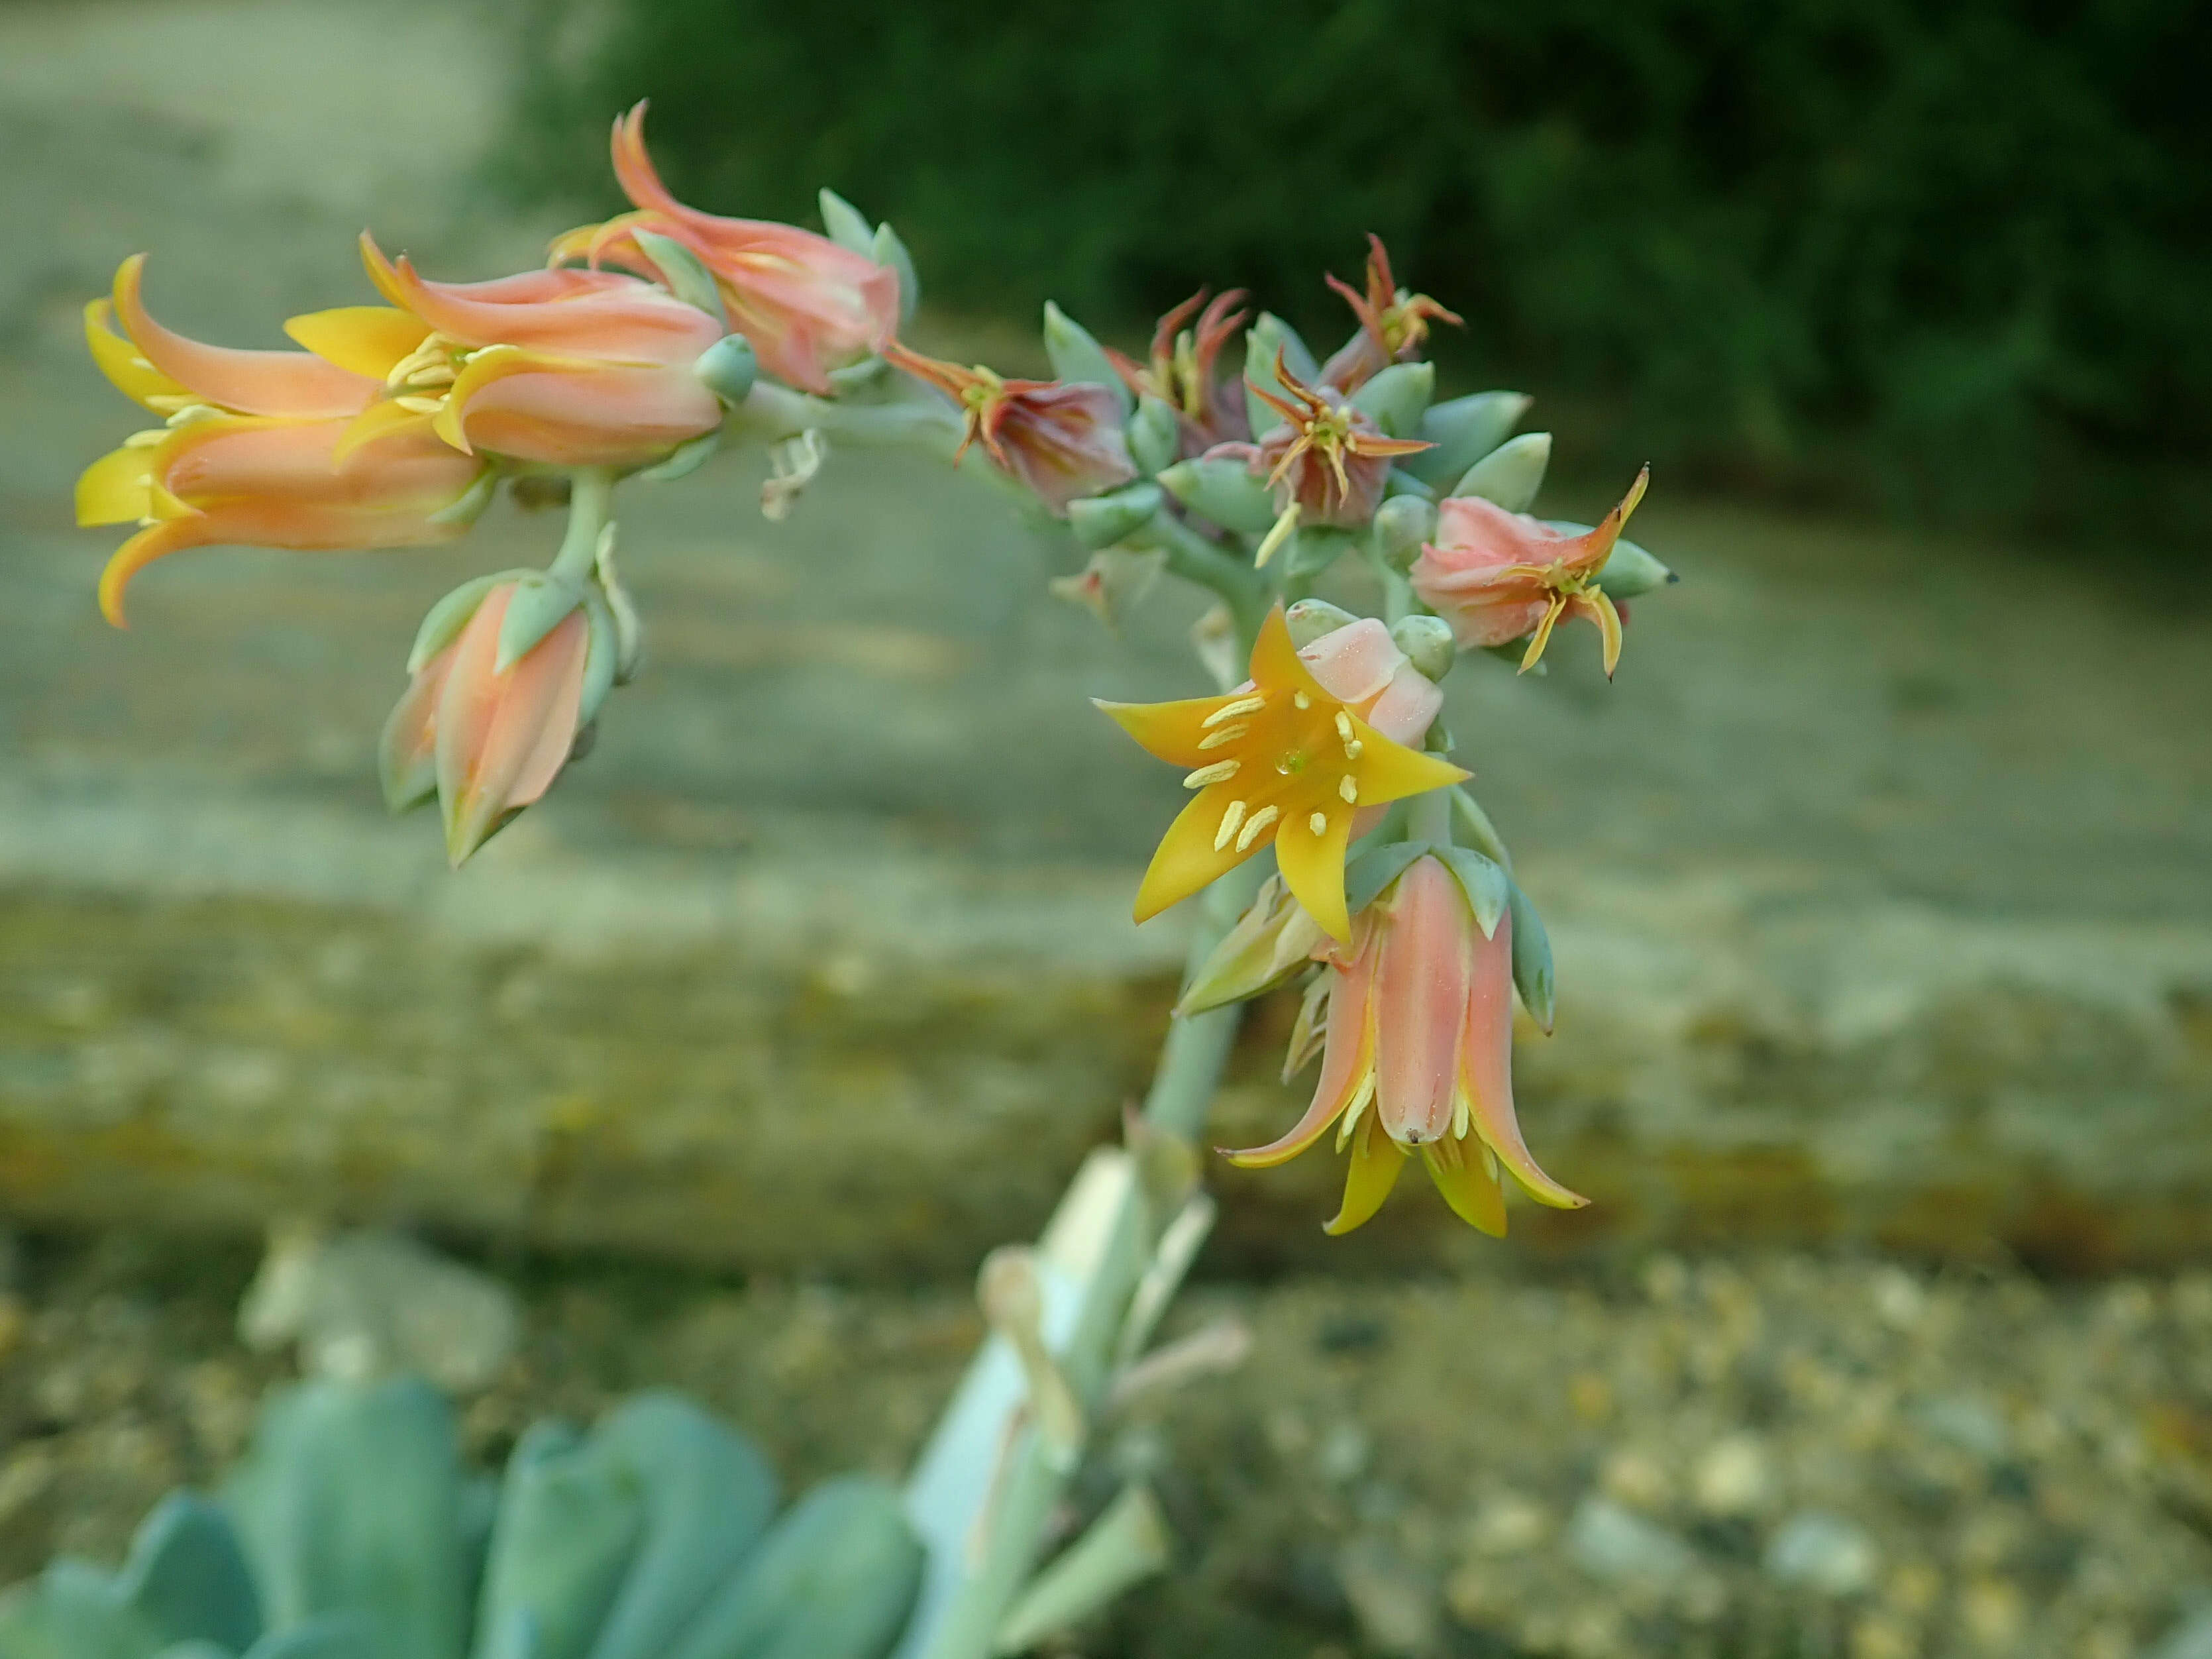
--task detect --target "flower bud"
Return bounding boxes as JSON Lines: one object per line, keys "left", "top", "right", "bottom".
{"left": 1347, "top": 361, "right": 1434, "bottom": 439}
{"left": 1042, "top": 301, "right": 1132, "bottom": 417}
{"left": 1398, "top": 390, "right": 1530, "bottom": 489}
{"left": 1125, "top": 395, "right": 1181, "bottom": 476}
{"left": 1178, "top": 875, "right": 1328, "bottom": 1015}
{"left": 695, "top": 335, "right": 759, "bottom": 406}
{"left": 1067, "top": 481, "right": 1163, "bottom": 549}
{"left": 1370, "top": 494, "right": 1437, "bottom": 571}
{"left": 1156, "top": 456, "right": 1277, "bottom": 535}
{"left": 1391, "top": 614, "right": 1457, "bottom": 682}
{"left": 1283, "top": 598, "right": 1359, "bottom": 648}
{"left": 1453, "top": 431, "right": 1552, "bottom": 512}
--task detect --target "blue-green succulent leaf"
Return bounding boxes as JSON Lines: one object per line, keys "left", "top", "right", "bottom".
{"left": 1041, "top": 303, "right": 1131, "bottom": 419}
{"left": 1453, "top": 432, "right": 1550, "bottom": 511}
{"left": 870, "top": 224, "right": 918, "bottom": 326}
{"left": 472, "top": 1424, "right": 644, "bottom": 1659}
{"left": 1155, "top": 456, "right": 1277, "bottom": 535}
{"left": 816, "top": 190, "right": 874, "bottom": 258}
{"left": 0, "top": 1560, "right": 166, "bottom": 1659}
{"left": 1347, "top": 362, "right": 1433, "bottom": 439}
{"left": 1399, "top": 391, "right": 1530, "bottom": 488}
{"left": 586, "top": 1392, "right": 780, "bottom": 1659}
{"left": 223, "top": 1379, "right": 468, "bottom": 1659}
{"left": 1065, "top": 482, "right": 1163, "bottom": 549}
{"left": 1243, "top": 313, "right": 1320, "bottom": 437}
{"left": 244, "top": 1616, "right": 376, "bottom": 1659}
{"left": 660, "top": 1477, "right": 923, "bottom": 1659}
{"left": 1124, "top": 397, "right": 1179, "bottom": 477}
{"left": 119, "top": 1493, "right": 262, "bottom": 1654}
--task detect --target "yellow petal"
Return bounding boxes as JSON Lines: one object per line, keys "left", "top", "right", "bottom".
{"left": 84, "top": 297, "right": 186, "bottom": 409}
{"left": 1271, "top": 789, "right": 1355, "bottom": 941}
{"left": 285, "top": 306, "right": 431, "bottom": 378}
{"left": 1247, "top": 604, "right": 1332, "bottom": 704}
{"left": 1133, "top": 786, "right": 1252, "bottom": 922}
{"left": 1324, "top": 1116, "right": 1406, "bottom": 1235}
{"left": 74, "top": 444, "right": 156, "bottom": 527}
{"left": 335, "top": 398, "right": 440, "bottom": 463}
{"left": 1579, "top": 588, "right": 1623, "bottom": 678}
{"left": 1092, "top": 694, "right": 1238, "bottom": 769}
{"left": 1423, "top": 1137, "right": 1507, "bottom": 1236}
{"left": 1343, "top": 714, "right": 1469, "bottom": 806}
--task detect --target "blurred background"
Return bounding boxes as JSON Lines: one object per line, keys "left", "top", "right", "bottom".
{"left": 1, "top": 0, "right": 2211, "bottom": 1654}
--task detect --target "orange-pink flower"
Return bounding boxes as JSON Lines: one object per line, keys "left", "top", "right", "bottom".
{"left": 1318, "top": 234, "right": 1462, "bottom": 394}
{"left": 549, "top": 102, "right": 900, "bottom": 395}
{"left": 1410, "top": 468, "right": 1650, "bottom": 676}
{"left": 1104, "top": 288, "right": 1251, "bottom": 456}
{"left": 293, "top": 236, "right": 727, "bottom": 472}
{"left": 75, "top": 255, "right": 486, "bottom": 625}
{"left": 379, "top": 580, "right": 596, "bottom": 866}
{"left": 883, "top": 344, "right": 1135, "bottom": 515}
{"left": 1226, "top": 853, "right": 1586, "bottom": 1236}
{"left": 1211, "top": 349, "right": 1431, "bottom": 528}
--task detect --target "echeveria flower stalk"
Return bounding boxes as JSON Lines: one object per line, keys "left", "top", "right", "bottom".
{"left": 1106, "top": 288, "right": 1251, "bottom": 455}
{"left": 1318, "top": 233, "right": 1463, "bottom": 394}
{"left": 550, "top": 103, "right": 900, "bottom": 394}
{"left": 1096, "top": 608, "right": 1465, "bottom": 940}
{"left": 1411, "top": 467, "right": 1651, "bottom": 676}
{"left": 1227, "top": 853, "right": 1587, "bottom": 1236}
{"left": 1216, "top": 350, "right": 1430, "bottom": 528}
{"left": 883, "top": 344, "right": 1135, "bottom": 514}
{"left": 76, "top": 256, "right": 486, "bottom": 625}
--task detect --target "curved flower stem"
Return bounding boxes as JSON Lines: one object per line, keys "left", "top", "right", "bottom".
{"left": 547, "top": 466, "right": 616, "bottom": 584}
{"left": 1141, "top": 860, "right": 1268, "bottom": 1138}
{"left": 1128, "top": 513, "right": 1271, "bottom": 644}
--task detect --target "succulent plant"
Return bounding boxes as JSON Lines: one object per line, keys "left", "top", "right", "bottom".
{"left": 0, "top": 1378, "right": 922, "bottom": 1659}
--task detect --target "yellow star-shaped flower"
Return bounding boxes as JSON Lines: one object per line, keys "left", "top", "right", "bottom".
{"left": 1095, "top": 607, "right": 1469, "bottom": 939}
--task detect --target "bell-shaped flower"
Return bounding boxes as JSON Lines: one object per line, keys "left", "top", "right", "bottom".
{"left": 1318, "top": 234, "right": 1463, "bottom": 394}
{"left": 1410, "top": 468, "right": 1650, "bottom": 676}
{"left": 884, "top": 345, "right": 1135, "bottom": 515}
{"left": 1096, "top": 607, "right": 1465, "bottom": 940}
{"left": 1226, "top": 853, "right": 1587, "bottom": 1236}
{"left": 549, "top": 103, "right": 900, "bottom": 395}
{"left": 379, "top": 577, "right": 610, "bottom": 866}
{"left": 76, "top": 256, "right": 488, "bottom": 625}
{"left": 1105, "top": 288, "right": 1251, "bottom": 456}
{"left": 1212, "top": 350, "right": 1430, "bottom": 529}
{"left": 290, "top": 237, "right": 727, "bottom": 472}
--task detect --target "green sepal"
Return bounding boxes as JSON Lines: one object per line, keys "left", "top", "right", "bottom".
{"left": 1399, "top": 390, "right": 1530, "bottom": 488}
{"left": 1283, "top": 523, "right": 1356, "bottom": 582}
{"left": 1344, "top": 839, "right": 1432, "bottom": 917}
{"left": 1283, "top": 598, "right": 1357, "bottom": 647}
{"left": 1434, "top": 846, "right": 1509, "bottom": 938}
{"left": 660, "top": 1476, "right": 923, "bottom": 1659}
{"left": 1348, "top": 361, "right": 1433, "bottom": 439}
{"left": 816, "top": 189, "right": 874, "bottom": 256}
{"left": 629, "top": 231, "right": 726, "bottom": 330}
{"left": 1243, "top": 312, "right": 1320, "bottom": 435}
{"left": 635, "top": 430, "right": 719, "bottom": 484}
{"left": 578, "top": 577, "right": 620, "bottom": 728}
{"left": 1125, "top": 396, "right": 1180, "bottom": 476}
{"left": 1067, "top": 482, "right": 1162, "bottom": 549}
{"left": 1369, "top": 495, "right": 1436, "bottom": 570}
{"left": 428, "top": 468, "right": 499, "bottom": 528}
{"left": 495, "top": 574, "right": 588, "bottom": 676}
{"left": 1506, "top": 879, "right": 1555, "bottom": 1032}
{"left": 1042, "top": 302, "right": 1131, "bottom": 417}
{"left": 1390, "top": 614, "right": 1455, "bottom": 682}
{"left": 117, "top": 1493, "right": 262, "bottom": 1654}
{"left": 1453, "top": 431, "right": 1551, "bottom": 511}
{"left": 695, "top": 335, "right": 759, "bottom": 406}
{"left": 1155, "top": 456, "right": 1275, "bottom": 534}
{"left": 871, "top": 223, "right": 919, "bottom": 325}
{"left": 408, "top": 572, "right": 526, "bottom": 674}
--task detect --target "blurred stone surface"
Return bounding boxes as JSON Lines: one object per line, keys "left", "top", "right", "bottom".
{"left": 3, "top": 0, "right": 2211, "bottom": 1274}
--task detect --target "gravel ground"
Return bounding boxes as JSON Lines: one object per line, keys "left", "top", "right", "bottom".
{"left": 1, "top": 1231, "right": 2209, "bottom": 1658}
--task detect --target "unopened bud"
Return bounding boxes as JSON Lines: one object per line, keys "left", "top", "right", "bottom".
{"left": 1283, "top": 598, "right": 1358, "bottom": 648}
{"left": 1453, "top": 431, "right": 1551, "bottom": 512}
{"left": 1371, "top": 494, "right": 1437, "bottom": 570}
{"left": 1391, "top": 614, "right": 1456, "bottom": 682}
{"left": 694, "top": 334, "right": 759, "bottom": 405}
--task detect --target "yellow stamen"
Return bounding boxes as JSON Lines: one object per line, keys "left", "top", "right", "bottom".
{"left": 1204, "top": 696, "right": 1265, "bottom": 726}
{"left": 1214, "top": 800, "right": 1247, "bottom": 851}
{"left": 1197, "top": 723, "right": 1249, "bottom": 751}
{"left": 1308, "top": 812, "right": 1328, "bottom": 835}
{"left": 1293, "top": 692, "right": 1310, "bottom": 710}
{"left": 1452, "top": 1096, "right": 1470, "bottom": 1142}
{"left": 1338, "top": 776, "right": 1358, "bottom": 804}
{"left": 122, "top": 429, "right": 166, "bottom": 449}
{"left": 1336, "top": 1074, "right": 1375, "bottom": 1150}
{"left": 1254, "top": 502, "right": 1301, "bottom": 568}
{"left": 394, "top": 395, "right": 445, "bottom": 415}
{"left": 1236, "top": 804, "right": 1279, "bottom": 852}
{"left": 1183, "top": 760, "right": 1239, "bottom": 788}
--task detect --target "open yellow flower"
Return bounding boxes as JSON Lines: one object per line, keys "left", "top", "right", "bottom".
{"left": 1096, "top": 608, "right": 1468, "bottom": 939}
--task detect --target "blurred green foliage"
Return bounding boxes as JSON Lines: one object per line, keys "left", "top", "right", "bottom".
{"left": 508, "top": 0, "right": 2209, "bottom": 538}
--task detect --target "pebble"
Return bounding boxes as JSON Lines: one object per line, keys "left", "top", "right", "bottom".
{"left": 1567, "top": 1495, "right": 1697, "bottom": 1584}
{"left": 1693, "top": 1432, "right": 1775, "bottom": 1515}
{"left": 1765, "top": 1511, "right": 1878, "bottom": 1595}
